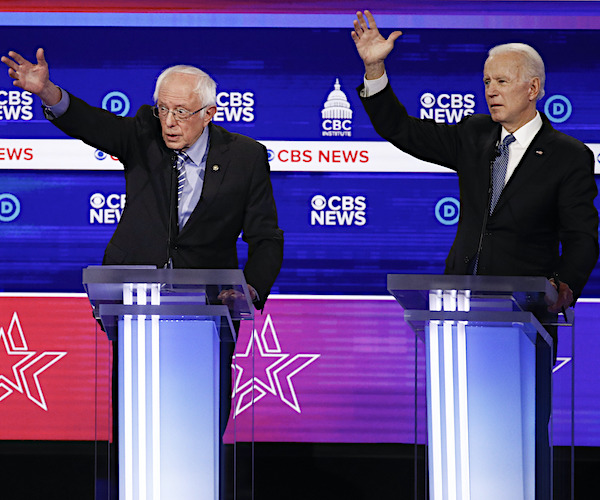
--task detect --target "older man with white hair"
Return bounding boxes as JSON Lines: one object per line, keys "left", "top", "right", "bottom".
{"left": 352, "top": 12, "right": 597, "bottom": 306}
{"left": 352, "top": 9, "right": 598, "bottom": 499}
{"left": 2, "top": 48, "right": 283, "bottom": 496}
{"left": 1, "top": 49, "right": 283, "bottom": 310}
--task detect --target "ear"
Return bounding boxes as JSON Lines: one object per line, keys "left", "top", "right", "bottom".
{"left": 528, "top": 77, "right": 541, "bottom": 101}
{"left": 203, "top": 105, "right": 218, "bottom": 124}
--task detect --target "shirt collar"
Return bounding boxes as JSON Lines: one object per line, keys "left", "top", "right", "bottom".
{"left": 500, "top": 111, "right": 543, "bottom": 149}
{"left": 180, "top": 125, "right": 210, "bottom": 166}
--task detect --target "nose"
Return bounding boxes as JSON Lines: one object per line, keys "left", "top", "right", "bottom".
{"left": 165, "top": 111, "right": 177, "bottom": 127}
{"left": 486, "top": 82, "right": 497, "bottom": 96}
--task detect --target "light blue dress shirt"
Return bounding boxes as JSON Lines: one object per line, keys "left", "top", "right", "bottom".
{"left": 177, "top": 129, "right": 209, "bottom": 228}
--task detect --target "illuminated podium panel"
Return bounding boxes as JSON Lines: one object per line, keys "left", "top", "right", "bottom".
{"left": 83, "top": 266, "right": 254, "bottom": 500}
{"left": 388, "top": 275, "right": 559, "bottom": 500}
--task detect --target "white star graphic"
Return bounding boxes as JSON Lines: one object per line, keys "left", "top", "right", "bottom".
{"left": 553, "top": 357, "right": 572, "bottom": 373}
{"left": 0, "top": 312, "right": 67, "bottom": 411}
{"left": 231, "top": 314, "right": 320, "bottom": 417}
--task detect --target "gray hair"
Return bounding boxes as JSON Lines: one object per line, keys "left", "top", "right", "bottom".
{"left": 153, "top": 65, "right": 217, "bottom": 108}
{"left": 488, "top": 43, "right": 546, "bottom": 100}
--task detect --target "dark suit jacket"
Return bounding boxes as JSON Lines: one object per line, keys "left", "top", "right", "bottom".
{"left": 53, "top": 93, "right": 283, "bottom": 309}
{"left": 360, "top": 83, "right": 598, "bottom": 300}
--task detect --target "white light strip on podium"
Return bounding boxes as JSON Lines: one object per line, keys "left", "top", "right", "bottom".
{"left": 456, "top": 292, "right": 471, "bottom": 499}
{"left": 137, "top": 284, "right": 147, "bottom": 500}
{"left": 443, "top": 320, "right": 457, "bottom": 500}
{"left": 151, "top": 284, "right": 161, "bottom": 500}
{"left": 457, "top": 320, "right": 471, "bottom": 499}
{"left": 428, "top": 320, "right": 443, "bottom": 500}
{"left": 123, "top": 283, "right": 134, "bottom": 500}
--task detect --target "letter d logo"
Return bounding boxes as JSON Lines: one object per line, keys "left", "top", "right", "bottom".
{"left": 102, "top": 91, "right": 130, "bottom": 117}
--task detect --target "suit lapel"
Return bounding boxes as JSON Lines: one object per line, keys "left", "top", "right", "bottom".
{"left": 479, "top": 126, "right": 501, "bottom": 207}
{"left": 147, "top": 141, "right": 177, "bottom": 233}
{"left": 492, "top": 118, "right": 555, "bottom": 213}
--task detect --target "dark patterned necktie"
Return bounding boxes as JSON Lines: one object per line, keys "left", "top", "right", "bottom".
{"left": 175, "top": 151, "right": 189, "bottom": 204}
{"left": 490, "top": 134, "right": 516, "bottom": 214}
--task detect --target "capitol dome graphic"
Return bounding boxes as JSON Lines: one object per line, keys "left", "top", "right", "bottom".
{"left": 321, "top": 78, "right": 353, "bottom": 120}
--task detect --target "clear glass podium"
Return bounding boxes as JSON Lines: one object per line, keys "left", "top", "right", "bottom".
{"left": 84, "top": 265, "right": 255, "bottom": 500}
{"left": 388, "top": 274, "right": 574, "bottom": 500}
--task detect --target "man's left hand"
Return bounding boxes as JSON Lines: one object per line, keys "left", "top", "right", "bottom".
{"left": 548, "top": 279, "right": 573, "bottom": 313}
{"left": 217, "top": 285, "right": 257, "bottom": 306}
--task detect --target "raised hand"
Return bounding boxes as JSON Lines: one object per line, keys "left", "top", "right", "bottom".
{"left": 351, "top": 10, "right": 402, "bottom": 80}
{"left": 1, "top": 48, "right": 61, "bottom": 105}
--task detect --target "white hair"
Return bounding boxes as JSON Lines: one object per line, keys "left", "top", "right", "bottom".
{"left": 153, "top": 65, "right": 217, "bottom": 107}
{"left": 488, "top": 43, "right": 546, "bottom": 100}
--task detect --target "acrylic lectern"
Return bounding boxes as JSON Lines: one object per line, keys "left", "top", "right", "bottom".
{"left": 388, "top": 274, "right": 561, "bottom": 500}
{"left": 83, "top": 265, "right": 255, "bottom": 500}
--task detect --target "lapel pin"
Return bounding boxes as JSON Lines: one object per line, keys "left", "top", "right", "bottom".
{"left": 535, "top": 150, "right": 544, "bottom": 156}
{"left": 212, "top": 164, "right": 220, "bottom": 172}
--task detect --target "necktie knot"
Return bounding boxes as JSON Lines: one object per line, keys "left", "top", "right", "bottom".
{"left": 500, "top": 134, "right": 516, "bottom": 150}
{"left": 176, "top": 151, "right": 189, "bottom": 171}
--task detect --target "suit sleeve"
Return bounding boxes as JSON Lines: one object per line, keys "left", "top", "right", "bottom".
{"left": 555, "top": 143, "right": 599, "bottom": 300}
{"left": 241, "top": 143, "right": 284, "bottom": 310}
{"left": 359, "top": 82, "right": 462, "bottom": 171}
{"left": 50, "top": 92, "right": 145, "bottom": 162}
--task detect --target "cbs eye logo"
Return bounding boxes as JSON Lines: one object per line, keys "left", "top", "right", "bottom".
{"left": 90, "top": 193, "right": 125, "bottom": 209}
{"left": 420, "top": 93, "right": 436, "bottom": 108}
{"left": 0, "top": 193, "right": 20, "bottom": 222}
{"left": 311, "top": 195, "right": 327, "bottom": 210}
{"left": 89, "top": 193, "right": 106, "bottom": 209}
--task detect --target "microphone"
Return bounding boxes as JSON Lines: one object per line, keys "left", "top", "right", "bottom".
{"left": 164, "top": 152, "right": 178, "bottom": 269}
{"left": 471, "top": 142, "right": 501, "bottom": 274}
{"left": 492, "top": 140, "right": 501, "bottom": 159}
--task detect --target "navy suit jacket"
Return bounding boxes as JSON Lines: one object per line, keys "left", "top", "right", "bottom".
{"left": 360, "top": 83, "right": 598, "bottom": 300}
{"left": 53, "top": 93, "right": 283, "bottom": 309}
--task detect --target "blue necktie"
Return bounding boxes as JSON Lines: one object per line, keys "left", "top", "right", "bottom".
{"left": 490, "top": 134, "right": 516, "bottom": 214}
{"left": 175, "top": 151, "right": 189, "bottom": 205}
{"left": 473, "top": 133, "right": 516, "bottom": 274}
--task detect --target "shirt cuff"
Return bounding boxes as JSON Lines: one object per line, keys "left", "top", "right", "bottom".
{"left": 361, "top": 72, "right": 389, "bottom": 98}
{"left": 42, "top": 87, "right": 69, "bottom": 120}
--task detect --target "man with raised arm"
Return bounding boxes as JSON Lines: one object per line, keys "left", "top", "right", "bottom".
{"left": 352, "top": 9, "right": 598, "bottom": 499}
{"left": 2, "top": 49, "right": 283, "bottom": 310}
{"left": 352, "top": 10, "right": 597, "bottom": 313}
{"left": 2, "top": 49, "right": 284, "bottom": 444}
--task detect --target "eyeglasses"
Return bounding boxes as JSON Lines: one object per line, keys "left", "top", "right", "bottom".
{"left": 152, "top": 104, "right": 208, "bottom": 122}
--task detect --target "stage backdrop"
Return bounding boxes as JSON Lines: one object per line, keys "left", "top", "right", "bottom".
{"left": 1, "top": 3, "right": 599, "bottom": 446}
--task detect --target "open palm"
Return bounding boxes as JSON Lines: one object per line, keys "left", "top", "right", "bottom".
{"left": 1, "top": 48, "right": 50, "bottom": 95}
{"left": 351, "top": 10, "right": 402, "bottom": 73}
